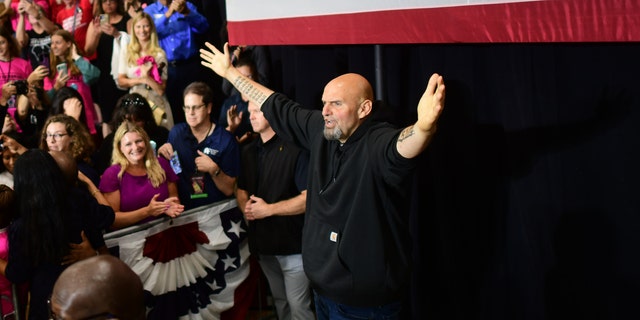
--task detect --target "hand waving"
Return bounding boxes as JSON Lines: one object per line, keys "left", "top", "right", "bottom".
{"left": 416, "top": 73, "right": 445, "bottom": 133}
{"left": 200, "top": 42, "right": 232, "bottom": 78}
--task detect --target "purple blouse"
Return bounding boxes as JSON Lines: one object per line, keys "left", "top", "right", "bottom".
{"left": 99, "top": 157, "right": 179, "bottom": 214}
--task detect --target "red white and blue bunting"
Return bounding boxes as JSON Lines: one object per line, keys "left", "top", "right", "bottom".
{"left": 104, "top": 200, "right": 249, "bottom": 320}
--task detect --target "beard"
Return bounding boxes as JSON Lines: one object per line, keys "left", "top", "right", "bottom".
{"left": 323, "top": 126, "right": 343, "bottom": 141}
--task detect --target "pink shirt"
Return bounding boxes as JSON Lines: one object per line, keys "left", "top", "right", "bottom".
{"left": 0, "top": 58, "right": 33, "bottom": 87}
{"left": 9, "top": 0, "right": 50, "bottom": 32}
{"left": 0, "top": 228, "right": 13, "bottom": 315}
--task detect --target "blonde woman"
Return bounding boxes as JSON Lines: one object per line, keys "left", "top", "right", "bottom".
{"left": 117, "top": 12, "right": 173, "bottom": 130}
{"left": 99, "top": 121, "right": 183, "bottom": 229}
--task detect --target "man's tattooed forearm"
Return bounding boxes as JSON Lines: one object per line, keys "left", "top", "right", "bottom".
{"left": 233, "top": 76, "right": 267, "bottom": 105}
{"left": 398, "top": 126, "right": 415, "bottom": 142}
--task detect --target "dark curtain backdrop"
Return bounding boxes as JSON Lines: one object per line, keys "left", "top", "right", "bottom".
{"left": 257, "top": 43, "right": 640, "bottom": 320}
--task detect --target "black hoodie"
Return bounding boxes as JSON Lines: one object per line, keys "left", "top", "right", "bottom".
{"left": 263, "top": 93, "right": 416, "bottom": 307}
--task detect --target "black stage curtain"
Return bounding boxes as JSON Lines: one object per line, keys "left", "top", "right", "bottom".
{"left": 259, "top": 43, "right": 640, "bottom": 320}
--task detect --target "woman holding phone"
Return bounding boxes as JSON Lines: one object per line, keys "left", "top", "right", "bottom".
{"left": 45, "top": 29, "right": 101, "bottom": 135}
{"left": 85, "top": 0, "right": 129, "bottom": 124}
{"left": 14, "top": 0, "right": 58, "bottom": 71}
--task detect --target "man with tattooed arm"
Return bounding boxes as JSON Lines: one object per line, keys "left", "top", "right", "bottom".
{"left": 200, "top": 42, "right": 445, "bottom": 320}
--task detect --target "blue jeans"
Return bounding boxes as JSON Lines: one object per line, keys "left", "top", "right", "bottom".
{"left": 314, "top": 291, "right": 402, "bottom": 320}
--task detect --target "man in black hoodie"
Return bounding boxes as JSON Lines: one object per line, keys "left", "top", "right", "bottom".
{"left": 201, "top": 43, "right": 445, "bottom": 319}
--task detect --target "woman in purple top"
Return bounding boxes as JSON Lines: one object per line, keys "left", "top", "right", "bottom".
{"left": 99, "top": 121, "right": 183, "bottom": 229}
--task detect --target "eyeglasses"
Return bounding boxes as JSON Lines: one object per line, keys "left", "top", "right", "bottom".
{"left": 182, "top": 104, "right": 206, "bottom": 112}
{"left": 46, "top": 133, "right": 69, "bottom": 140}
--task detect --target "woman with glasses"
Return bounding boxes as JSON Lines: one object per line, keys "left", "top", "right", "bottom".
{"left": 98, "top": 121, "right": 182, "bottom": 228}
{"left": 40, "top": 114, "right": 100, "bottom": 186}
{"left": 117, "top": 12, "right": 174, "bottom": 130}
{"left": 85, "top": 0, "right": 129, "bottom": 125}
{"left": 93, "top": 92, "right": 168, "bottom": 174}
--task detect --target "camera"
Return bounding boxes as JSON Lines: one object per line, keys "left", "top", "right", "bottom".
{"left": 14, "top": 80, "right": 29, "bottom": 96}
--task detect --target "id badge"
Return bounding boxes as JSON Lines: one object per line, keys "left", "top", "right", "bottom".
{"left": 169, "top": 151, "right": 182, "bottom": 174}
{"left": 190, "top": 172, "right": 208, "bottom": 199}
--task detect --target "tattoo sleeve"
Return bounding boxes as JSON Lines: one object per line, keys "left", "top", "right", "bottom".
{"left": 398, "top": 126, "right": 415, "bottom": 142}
{"left": 233, "top": 76, "right": 268, "bottom": 106}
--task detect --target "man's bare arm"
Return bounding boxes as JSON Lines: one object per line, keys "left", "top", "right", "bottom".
{"left": 200, "top": 42, "right": 274, "bottom": 109}
{"left": 396, "top": 73, "right": 445, "bottom": 159}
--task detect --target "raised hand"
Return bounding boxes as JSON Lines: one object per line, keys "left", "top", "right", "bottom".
{"left": 416, "top": 73, "right": 445, "bottom": 133}
{"left": 63, "top": 97, "right": 83, "bottom": 121}
{"left": 0, "top": 134, "right": 28, "bottom": 155}
{"left": 27, "top": 65, "right": 49, "bottom": 83}
{"left": 226, "top": 104, "right": 243, "bottom": 133}
{"left": 200, "top": 42, "right": 232, "bottom": 78}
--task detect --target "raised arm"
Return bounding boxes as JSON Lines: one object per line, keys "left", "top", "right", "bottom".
{"left": 396, "top": 73, "right": 445, "bottom": 159}
{"left": 200, "top": 42, "right": 274, "bottom": 110}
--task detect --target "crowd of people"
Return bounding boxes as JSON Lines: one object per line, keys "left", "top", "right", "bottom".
{"left": 0, "top": 1, "right": 446, "bottom": 319}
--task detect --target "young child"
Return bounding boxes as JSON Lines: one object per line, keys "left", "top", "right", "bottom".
{"left": 0, "top": 184, "right": 15, "bottom": 318}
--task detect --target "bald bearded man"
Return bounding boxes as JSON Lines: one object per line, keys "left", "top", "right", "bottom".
{"left": 201, "top": 43, "right": 445, "bottom": 319}
{"left": 50, "top": 255, "right": 145, "bottom": 320}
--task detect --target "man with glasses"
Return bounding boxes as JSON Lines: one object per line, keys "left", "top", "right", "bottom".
{"left": 157, "top": 81, "right": 239, "bottom": 209}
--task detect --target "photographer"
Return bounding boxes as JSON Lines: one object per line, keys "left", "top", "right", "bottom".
{"left": 15, "top": 82, "right": 50, "bottom": 147}
{"left": 0, "top": 25, "right": 48, "bottom": 133}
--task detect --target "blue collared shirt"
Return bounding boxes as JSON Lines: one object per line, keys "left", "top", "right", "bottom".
{"left": 144, "top": 1, "right": 209, "bottom": 62}
{"left": 167, "top": 123, "right": 240, "bottom": 210}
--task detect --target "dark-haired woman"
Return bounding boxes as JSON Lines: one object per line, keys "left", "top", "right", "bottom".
{"left": 85, "top": 0, "right": 130, "bottom": 123}
{"left": 15, "top": 82, "right": 51, "bottom": 147}
{"left": 0, "top": 149, "right": 112, "bottom": 319}
{"left": 0, "top": 25, "right": 48, "bottom": 132}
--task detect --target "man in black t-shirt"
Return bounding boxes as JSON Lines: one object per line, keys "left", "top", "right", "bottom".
{"left": 236, "top": 101, "right": 313, "bottom": 320}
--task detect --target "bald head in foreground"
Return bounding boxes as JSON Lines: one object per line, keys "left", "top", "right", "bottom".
{"left": 50, "top": 255, "right": 146, "bottom": 320}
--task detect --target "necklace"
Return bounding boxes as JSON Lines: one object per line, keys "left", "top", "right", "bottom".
{"left": 206, "top": 121, "right": 214, "bottom": 137}
{"left": 193, "top": 121, "right": 214, "bottom": 143}
{"left": 0, "top": 59, "right": 12, "bottom": 81}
